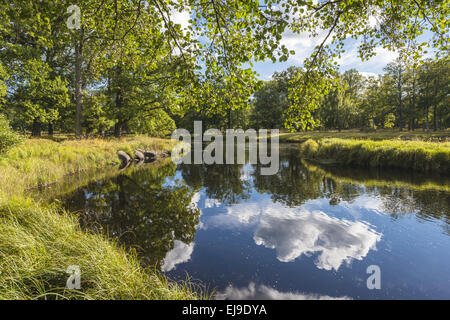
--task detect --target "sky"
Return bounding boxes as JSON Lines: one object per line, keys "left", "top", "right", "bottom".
{"left": 170, "top": 9, "right": 435, "bottom": 81}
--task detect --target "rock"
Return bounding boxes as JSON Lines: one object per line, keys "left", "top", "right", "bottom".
{"left": 117, "top": 150, "right": 132, "bottom": 164}
{"left": 134, "top": 150, "right": 145, "bottom": 162}
{"left": 136, "top": 149, "right": 157, "bottom": 162}
{"left": 159, "top": 151, "right": 170, "bottom": 158}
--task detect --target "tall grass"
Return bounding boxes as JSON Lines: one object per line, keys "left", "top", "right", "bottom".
{"left": 299, "top": 138, "right": 450, "bottom": 173}
{"left": 279, "top": 129, "right": 450, "bottom": 142}
{"left": 0, "top": 199, "right": 199, "bottom": 300}
{"left": 0, "top": 136, "right": 175, "bottom": 197}
{"left": 0, "top": 136, "right": 204, "bottom": 300}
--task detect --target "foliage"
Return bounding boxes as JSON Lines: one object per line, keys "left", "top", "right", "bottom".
{"left": 1, "top": 0, "right": 447, "bottom": 134}
{"left": 0, "top": 115, "right": 23, "bottom": 154}
{"left": 252, "top": 57, "right": 449, "bottom": 132}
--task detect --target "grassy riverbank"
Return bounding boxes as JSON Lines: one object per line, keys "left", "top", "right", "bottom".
{"left": 298, "top": 138, "right": 450, "bottom": 173}
{"left": 0, "top": 136, "right": 174, "bottom": 197}
{"left": 0, "top": 136, "right": 201, "bottom": 300}
{"left": 279, "top": 129, "right": 450, "bottom": 142}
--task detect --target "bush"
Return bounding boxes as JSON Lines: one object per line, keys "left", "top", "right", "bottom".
{"left": 0, "top": 115, "right": 23, "bottom": 154}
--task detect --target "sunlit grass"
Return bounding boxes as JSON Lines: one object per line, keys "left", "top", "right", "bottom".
{"left": 278, "top": 129, "right": 450, "bottom": 142}
{"left": 0, "top": 136, "right": 175, "bottom": 197}
{"left": 298, "top": 138, "right": 450, "bottom": 173}
{"left": 0, "top": 199, "right": 199, "bottom": 300}
{"left": 0, "top": 136, "right": 204, "bottom": 300}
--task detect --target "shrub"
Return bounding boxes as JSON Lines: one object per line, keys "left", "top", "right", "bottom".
{"left": 0, "top": 115, "right": 23, "bottom": 154}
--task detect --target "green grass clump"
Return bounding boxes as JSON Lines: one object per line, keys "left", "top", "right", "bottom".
{"left": 0, "top": 198, "right": 199, "bottom": 300}
{"left": 299, "top": 138, "right": 450, "bottom": 173}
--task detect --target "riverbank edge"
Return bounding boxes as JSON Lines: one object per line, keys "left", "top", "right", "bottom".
{"left": 0, "top": 136, "right": 201, "bottom": 300}
{"left": 289, "top": 138, "right": 450, "bottom": 174}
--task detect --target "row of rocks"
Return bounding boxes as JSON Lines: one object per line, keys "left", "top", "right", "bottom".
{"left": 117, "top": 149, "right": 170, "bottom": 169}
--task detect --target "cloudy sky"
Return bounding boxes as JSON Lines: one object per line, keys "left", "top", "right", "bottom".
{"left": 170, "top": 9, "right": 403, "bottom": 80}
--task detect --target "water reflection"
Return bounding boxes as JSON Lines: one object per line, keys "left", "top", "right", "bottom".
{"left": 215, "top": 283, "right": 351, "bottom": 300}
{"left": 50, "top": 145, "right": 450, "bottom": 299}
{"left": 254, "top": 208, "right": 381, "bottom": 270}
{"left": 59, "top": 159, "right": 200, "bottom": 268}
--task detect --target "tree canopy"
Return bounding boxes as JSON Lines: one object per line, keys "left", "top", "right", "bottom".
{"left": 0, "top": 0, "right": 448, "bottom": 135}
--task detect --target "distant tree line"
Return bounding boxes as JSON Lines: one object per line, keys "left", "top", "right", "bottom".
{"left": 249, "top": 58, "right": 449, "bottom": 131}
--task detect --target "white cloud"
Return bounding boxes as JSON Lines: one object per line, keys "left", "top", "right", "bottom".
{"left": 338, "top": 44, "right": 398, "bottom": 74}
{"left": 201, "top": 198, "right": 382, "bottom": 271}
{"left": 359, "top": 71, "right": 378, "bottom": 79}
{"left": 161, "top": 240, "right": 195, "bottom": 272}
{"left": 254, "top": 209, "right": 381, "bottom": 270}
{"left": 281, "top": 29, "right": 334, "bottom": 64}
{"left": 215, "top": 282, "right": 351, "bottom": 300}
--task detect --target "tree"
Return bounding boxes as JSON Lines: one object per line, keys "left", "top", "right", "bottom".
{"left": 384, "top": 58, "right": 406, "bottom": 131}
{"left": 284, "top": 0, "right": 449, "bottom": 130}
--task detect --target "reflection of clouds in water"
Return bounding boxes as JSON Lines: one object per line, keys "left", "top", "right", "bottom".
{"left": 201, "top": 198, "right": 381, "bottom": 270}
{"left": 204, "top": 198, "right": 221, "bottom": 208}
{"left": 345, "top": 195, "right": 384, "bottom": 213}
{"left": 215, "top": 282, "right": 351, "bottom": 300}
{"left": 189, "top": 191, "right": 201, "bottom": 209}
{"left": 205, "top": 202, "right": 260, "bottom": 229}
{"left": 161, "top": 240, "right": 194, "bottom": 272}
{"left": 189, "top": 191, "right": 204, "bottom": 229}
{"left": 254, "top": 210, "right": 381, "bottom": 271}
{"left": 240, "top": 163, "right": 255, "bottom": 181}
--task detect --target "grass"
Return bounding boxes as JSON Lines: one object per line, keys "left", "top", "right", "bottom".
{"left": 0, "top": 136, "right": 174, "bottom": 197}
{"left": 0, "top": 199, "right": 200, "bottom": 299}
{"left": 0, "top": 136, "right": 206, "bottom": 300}
{"left": 278, "top": 129, "right": 450, "bottom": 142}
{"left": 302, "top": 159, "right": 450, "bottom": 193}
{"left": 298, "top": 138, "right": 450, "bottom": 173}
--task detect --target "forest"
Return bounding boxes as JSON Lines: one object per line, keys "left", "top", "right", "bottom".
{"left": 0, "top": 1, "right": 448, "bottom": 142}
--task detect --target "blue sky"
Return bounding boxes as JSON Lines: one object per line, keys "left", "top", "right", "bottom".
{"left": 170, "top": 9, "right": 436, "bottom": 81}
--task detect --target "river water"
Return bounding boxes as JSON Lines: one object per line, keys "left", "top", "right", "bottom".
{"left": 40, "top": 144, "right": 450, "bottom": 299}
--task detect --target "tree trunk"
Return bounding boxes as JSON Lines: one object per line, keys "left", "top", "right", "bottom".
{"left": 398, "top": 68, "right": 403, "bottom": 131}
{"left": 75, "top": 31, "right": 84, "bottom": 139}
{"left": 32, "top": 118, "right": 41, "bottom": 137}
{"left": 411, "top": 72, "right": 416, "bottom": 131}
{"left": 114, "top": 121, "right": 122, "bottom": 138}
{"left": 48, "top": 122, "right": 54, "bottom": 136}
{"left": 433, "top": 79, "right": 438, "bottom": 131}
{"left": 114, "top": 67, "right": 123, "bottom": 138}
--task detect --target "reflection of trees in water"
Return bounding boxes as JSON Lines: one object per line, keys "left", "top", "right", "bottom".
{"left": 252, "top": 150, "right": 362, "bottom": 207}
{"left": 61, "top": 161, "right": 200, "bottom": 268}
{"left": 370, "top": 187, "right": 449, "bottom": 223}
{"left": 180, "top": 162, "right": 251, "bottom": 205}
{"left": 251, "top": 148, "right": 449, "bottom": 227}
